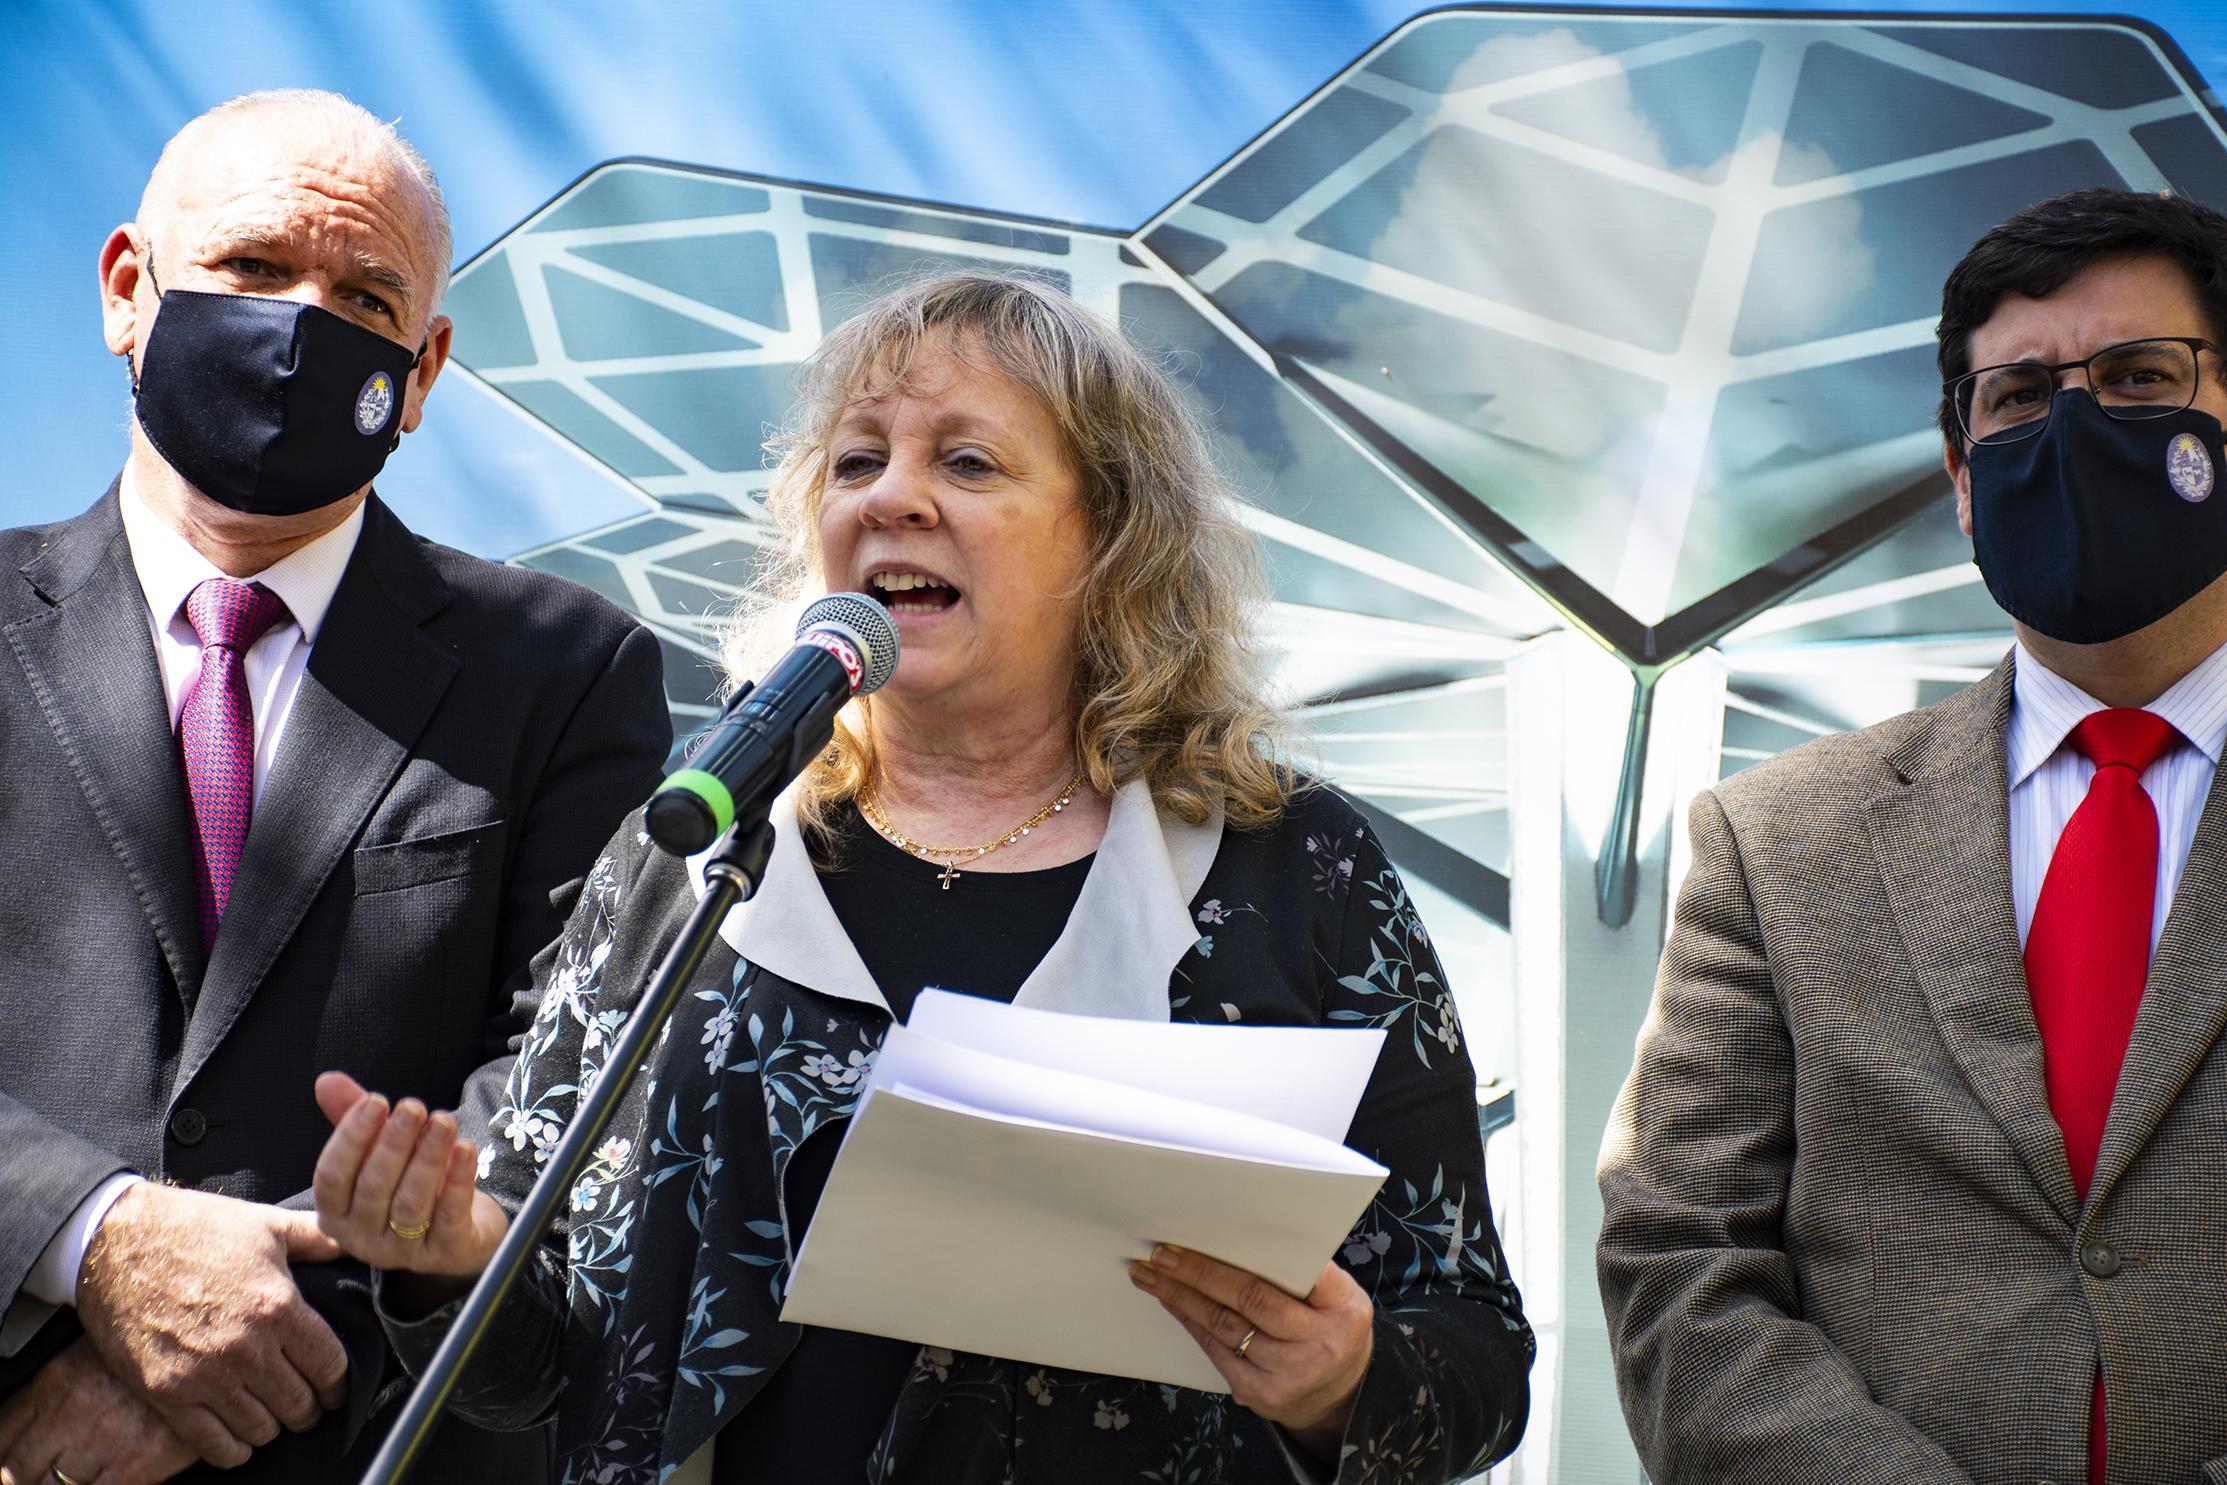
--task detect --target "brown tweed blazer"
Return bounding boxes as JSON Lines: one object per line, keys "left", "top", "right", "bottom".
{"left": 1598, "top": 655, "right": 2227, "bottom": 1485}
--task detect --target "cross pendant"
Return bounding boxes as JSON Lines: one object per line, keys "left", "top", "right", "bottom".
{"left": 937, "top": 863, "right": 960, "bottom": 890}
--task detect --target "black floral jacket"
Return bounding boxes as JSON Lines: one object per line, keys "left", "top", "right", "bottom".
{"left": 383, "top": 783, "right": 1532, "bottom": 1484}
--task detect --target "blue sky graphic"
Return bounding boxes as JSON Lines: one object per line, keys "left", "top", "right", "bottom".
{"left": 4, "top": 0, "right": 2223, "bottom": 553}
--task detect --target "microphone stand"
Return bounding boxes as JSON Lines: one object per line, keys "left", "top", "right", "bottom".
{"left": 359, "top": 806, "right": 778, "bottom": 1485}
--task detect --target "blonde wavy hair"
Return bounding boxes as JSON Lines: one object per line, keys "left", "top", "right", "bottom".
{"left": 722, "top": 270, "right": 1297, "bottom": 846}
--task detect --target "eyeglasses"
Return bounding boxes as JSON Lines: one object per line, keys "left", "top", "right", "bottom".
{"left": 1946, "top": 336, "right": 2222, "bottom": 446}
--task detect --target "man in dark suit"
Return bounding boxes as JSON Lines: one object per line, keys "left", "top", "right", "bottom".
{"left": 1599, "top": 188, "right": 2227, "bottom": 1483}
{"left": 0, "top": 90, "right": 670, "bottom": 1483}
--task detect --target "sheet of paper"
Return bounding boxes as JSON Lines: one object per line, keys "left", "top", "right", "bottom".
{"left": 867, "top": 1021, "right": 1385, "bottom": 1173}
{"left": 778, "top": 1000, "right": 1392, "bottom": 1392}
{"left": 905, "top": 988, "right": 1386, "bottom": 1142}
{"left": 780, "top": 1084, "right": 1387, "bottom": 1392}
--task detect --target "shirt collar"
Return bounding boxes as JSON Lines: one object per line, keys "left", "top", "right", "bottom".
{"left": 2008, "top": 637, "right": 2227, "bottom": 787}
{"left": 117, "top": 466, "right": 366, "bottom": 644}
{"left": 689, "top": 776, "right": 1225, "bottom": 1025}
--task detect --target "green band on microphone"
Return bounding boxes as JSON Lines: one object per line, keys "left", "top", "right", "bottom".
{"left": 660, "top": 769, "right": 735, "bottom": 839}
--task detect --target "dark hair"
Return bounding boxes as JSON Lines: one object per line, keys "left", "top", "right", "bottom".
{"left": 1935, "top": 187, "right": 2227, "bottom": 445}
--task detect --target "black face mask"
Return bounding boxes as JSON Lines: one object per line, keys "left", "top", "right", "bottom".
{"left": 1968, "top": 388, "right": 2227, "bottom": 644}
{"left": 133, "top": 273, "right": 423, "bottom": 516}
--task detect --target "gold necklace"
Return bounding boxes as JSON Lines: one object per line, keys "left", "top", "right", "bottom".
{"left": 858, "top": 771, "right": 1086, "bottom": 890}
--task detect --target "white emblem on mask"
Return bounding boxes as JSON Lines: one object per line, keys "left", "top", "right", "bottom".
{"left": 2168, "top": 432, "right": 2214, "bottom": 503}
{"left": 354, "top": 371, "right": 396, "bottom": 437}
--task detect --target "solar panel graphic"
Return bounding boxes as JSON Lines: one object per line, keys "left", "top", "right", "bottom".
{"left": 441, "top": 7, "right": 2226, "bottom": 1019}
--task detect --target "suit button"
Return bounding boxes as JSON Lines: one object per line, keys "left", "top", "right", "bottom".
{"left": 2080, "top": 1241, "right": 2122, "bottom": 1278}
{"left": 169, "top": 1108, "right": 207, "bottom": 1146}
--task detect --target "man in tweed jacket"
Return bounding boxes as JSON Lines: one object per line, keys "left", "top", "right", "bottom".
{"left": 1599, "top": 189, "right": 2227, "bottom": 1484}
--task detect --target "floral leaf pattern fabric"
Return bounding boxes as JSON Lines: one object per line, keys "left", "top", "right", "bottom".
{"left": 379, "top": 787, "right": 1531, "bottom": 1484}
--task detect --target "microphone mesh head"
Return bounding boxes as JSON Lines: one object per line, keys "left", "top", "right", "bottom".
{"left": 796, "top": 592, "right": 901, "bottom": 695}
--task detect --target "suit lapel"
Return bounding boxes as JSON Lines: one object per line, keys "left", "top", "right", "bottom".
{"left": 4, "top": 487, "right": 206, "bottom": 1000}
{"left": 179, "top": 497, "right": 458, "bottom": 1085}
{"left": 2089, "top": 744, "right": 2227, "bottom": 1208}
{"left": 1866, "top": 657, "right": 2080, "bottom": 1223}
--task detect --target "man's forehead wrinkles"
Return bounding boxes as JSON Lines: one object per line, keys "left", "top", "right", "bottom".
{"left": 199, "top": 199, "right": 424, "bottom": 275}
{"left": 195, "top": 176, "right": 409, "bottom": 229}
{"left": 1977, "top": 305, "right": 2171, "bottom": 361}
{"left": 295, "top": 158, "right": 436, "bottom": 235}
{"left": 199, "top": 212, "right": 416, "bottom": 272}
{"left": 1980, "top": 321, "right": 2208, "bottom": 367}
{"left": 281, "top": 160, "right": 413, "bottom": 211}
{"left": 173, "top": 148, "right": 434, "bottom": 267}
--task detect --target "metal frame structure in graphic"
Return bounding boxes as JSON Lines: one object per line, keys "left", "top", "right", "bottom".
{"left": 441, "top": 5, "right": 2226, "bottom": 1001}
{"left": 435, "top": 12, "right": 2226, "bottom": 1480}
{"left": 1135, "top": 5, "right": 2227, "bottom": 919}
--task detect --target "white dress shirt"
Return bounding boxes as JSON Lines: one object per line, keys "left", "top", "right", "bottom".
{"left": 117, "top": 470, "right": 365, "bottom": 793}
{"left": 2007, "top": 639, "right": 2227, "bottom": 952}
{"left": 13, "top": 474, "right": 364, "bottom": 1317}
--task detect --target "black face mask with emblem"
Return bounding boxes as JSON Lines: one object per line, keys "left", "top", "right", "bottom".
{"left": 1968, "top": 387, "right": 2227, "bottom": 644}
{"left": 132, "top": 278, "right": 424, "bottom": 517}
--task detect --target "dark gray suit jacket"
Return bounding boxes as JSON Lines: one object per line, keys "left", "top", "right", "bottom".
{"left": 0, "top": 486, "right": 671, "bottom": 1480}
{"left": 1598, "top": 656, "right": 2227, "bottom": 1484}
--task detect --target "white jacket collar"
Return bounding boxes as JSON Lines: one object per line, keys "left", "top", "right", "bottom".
{"left": 687, "top": 777, "right": 1223, "bottom": 1023}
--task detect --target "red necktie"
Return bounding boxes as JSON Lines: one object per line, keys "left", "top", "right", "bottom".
{"left": 2023, "top": 706, "right": 2179, "bottom": 1485}
{"left": 178, "top": 579, "right": 288, "bottom": 950}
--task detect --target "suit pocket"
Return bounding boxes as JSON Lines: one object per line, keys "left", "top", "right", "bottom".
{"left": 353, "top": 820, "right": 507, "bottom": 895}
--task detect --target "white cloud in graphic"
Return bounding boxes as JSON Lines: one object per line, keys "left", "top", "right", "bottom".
{"left": 1723, "top": 139, "right": 1877, "bottom": 347}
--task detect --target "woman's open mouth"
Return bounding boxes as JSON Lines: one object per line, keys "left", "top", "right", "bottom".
{"left": 869, "top": 569, "right": 962, "bottom": 616}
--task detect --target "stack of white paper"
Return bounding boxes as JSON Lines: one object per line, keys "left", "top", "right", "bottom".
{"left": 778, "top": 991, "right": 1389, "bottom": 1393}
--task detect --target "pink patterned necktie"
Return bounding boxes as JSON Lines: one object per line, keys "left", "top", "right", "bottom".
{"left": 178, "top": 579, "right": 288, "bottom": 949}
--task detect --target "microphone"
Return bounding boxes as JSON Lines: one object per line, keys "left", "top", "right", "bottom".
{"left": 646, "top": 592, "right": 900, "bottom": 855}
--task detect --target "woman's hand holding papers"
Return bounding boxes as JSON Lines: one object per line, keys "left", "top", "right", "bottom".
{"left": 1130, "top": 1244, "right": 1374, "bottom": 1467}
{"left": 310, "top": 1072, "right": 510, "bottom": 1282}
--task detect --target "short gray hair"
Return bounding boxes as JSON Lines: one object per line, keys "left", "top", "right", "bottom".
{"left": 141, "top": 88, "right": 454, "bottom": 317}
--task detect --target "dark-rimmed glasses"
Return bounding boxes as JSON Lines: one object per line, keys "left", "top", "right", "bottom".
{"left": 1946, "top": 336, "right": 2222, "bottom": 446}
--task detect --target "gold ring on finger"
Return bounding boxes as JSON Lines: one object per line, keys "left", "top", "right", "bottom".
{"left": 388, "top": 1215, "right": 432, "bottom": 1241}
{"left": 1235, "top": 1327, "right": 1258, "bottom": 1360}
{"left": 54, "top": 1469, "right": 92, "bottom": 1485}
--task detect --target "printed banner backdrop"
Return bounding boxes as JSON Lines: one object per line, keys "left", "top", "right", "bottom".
{"left": 5, "top": 4, "right": 2226, "bottom": 1481}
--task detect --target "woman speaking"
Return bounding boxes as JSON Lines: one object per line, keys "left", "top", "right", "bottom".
{"left": 311, "top": 272, "right": 1531, "bottom": 1483}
